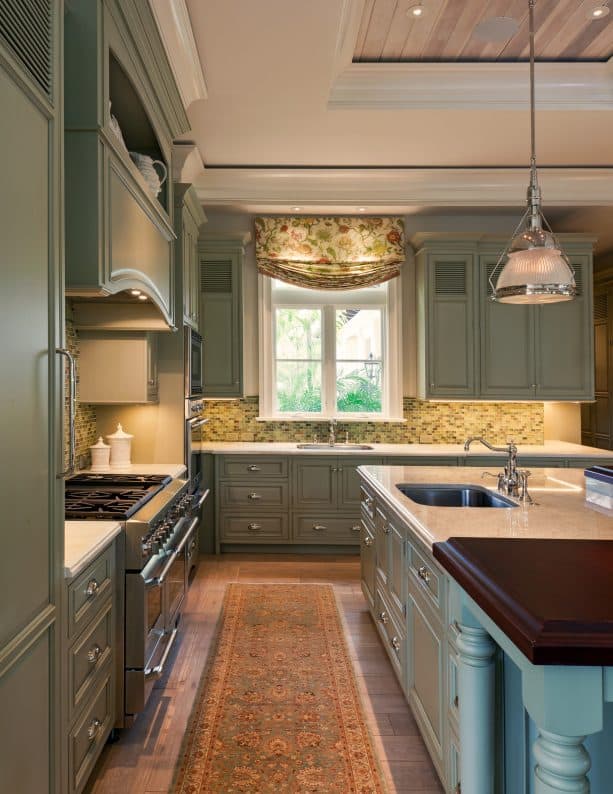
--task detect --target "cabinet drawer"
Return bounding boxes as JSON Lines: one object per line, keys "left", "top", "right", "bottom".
{"left": 407, "top": 541, "right": 444, "bottom": 619}
{"left": 360, "top": 485, "right": 376, "bottom": 523}
{"left": 219, "top": 514, "right": 289, "bottom": 543}
{"left": 374, "top": 587, "right": 406, "bottom": 683}
{"left": 219, "top": 482, "right": 289, "bottom": 509}
{"left": 68, "top": 599, "right": 113, "bottom": 722}
{"left": 220, "top": 456, "right": 288, "bottom": 479}
{"left": 69, "top": 668, "right": 113, "bottom": 794}
{"left": 67, "top": 546, "right": 114, "bottom": 640}
{"left": 293, "top": 515, "right": 362, "bottom": 545}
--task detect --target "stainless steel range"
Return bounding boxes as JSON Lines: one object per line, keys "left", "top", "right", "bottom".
{"left": 65, "top": 472, "right": 199, "bottom": 725}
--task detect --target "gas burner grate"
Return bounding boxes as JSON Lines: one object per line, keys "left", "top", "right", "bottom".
{"left": 65, "top": 474, "right": 173, "bottom": 520}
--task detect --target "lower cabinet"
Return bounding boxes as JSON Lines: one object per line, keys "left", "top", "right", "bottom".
{"left": 63, "top": 542, "right": 117, "bottom": 794}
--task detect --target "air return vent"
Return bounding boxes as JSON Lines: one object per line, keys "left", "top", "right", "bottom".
{"left": 594, "top": 293, "right": 607, "bottom": 322}
{"left": 201, "top": 259, "right": 233, "bottom": 293}
{"left": 0, "top": 0, "right": 53, "bottom": 99}
{"left": 434, "top": 262, "right": 466, "bottom": 296}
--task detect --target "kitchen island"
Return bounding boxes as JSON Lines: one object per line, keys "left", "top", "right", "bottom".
{"left": 358, "top": 465, "right": 613, "bottom": 794}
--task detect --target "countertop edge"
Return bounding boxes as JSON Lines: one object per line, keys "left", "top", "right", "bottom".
{"left": 64, "top": 523, "right": 122, "bottom": 580}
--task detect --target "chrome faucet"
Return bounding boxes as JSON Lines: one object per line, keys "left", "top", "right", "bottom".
{"left": 464, "top": 436, "right": 525, "bottom": 498}
{"left": 329, "top": 418, "right": 337, "bottom": 446}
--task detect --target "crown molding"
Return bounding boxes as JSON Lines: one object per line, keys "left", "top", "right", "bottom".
{"left": 148, "top": 0, "right": 208, "bottom": 111}
{"left": 328, "top": 60, "right": 613, "bottom": 111}
{"left": 194, "top": 167, "right": 613, "bottom": 208}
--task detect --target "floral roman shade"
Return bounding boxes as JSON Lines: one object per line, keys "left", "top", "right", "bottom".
{"left": 254, "top": 216, "right": 405, "bottom": 290}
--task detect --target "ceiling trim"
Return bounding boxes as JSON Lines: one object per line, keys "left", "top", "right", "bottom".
{"left": 194, "top": 167, "right": 613, "bottom": 207}
{"left": 328, "top": 60, "right": 613, "bottom": 111}
{"left": 148, "top": 0, "right": 208, "bottom": 110}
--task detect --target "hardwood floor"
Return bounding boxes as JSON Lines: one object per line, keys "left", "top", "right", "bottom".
{"left": 86, "top": 554, "right": 443, "bottom": 793}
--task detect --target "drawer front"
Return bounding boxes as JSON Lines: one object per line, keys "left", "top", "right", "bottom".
{"left": 360, "top": 485, "right": 376, "bottom": 523}
{"left": 293, "top": 515, "right": 362, "bottom": 545}
{"left": 219, "top": 482, "right": 289, "bottom": 510}
{"left": 407, "top": 541, "right": 444, "bottom": 619}
{"left": 219, "top": 514, "right": 289, "bottom": 543}
{"left": 384, "top": 456, "right": 459, "bottom": 466}
{"left": 67, "top": 546, "right": 114, "bottom": 640}
{"left": 69, "top": 668, "right": 113, "bottom": 794}
{"left": 69, "top": 599, "right": 113, "bottom": 722}
{"left": 374, "top": 587, "right": 406, "bottom": 683}
{"left": 220, "top": 456, "right": 288, "bottom": 479}
{"left": 361, "top": 521, "right": 375, "bottom": 608}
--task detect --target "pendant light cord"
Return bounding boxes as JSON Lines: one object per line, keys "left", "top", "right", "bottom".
{"left": 527, "top": 0, "right": 540, "bottom": 230}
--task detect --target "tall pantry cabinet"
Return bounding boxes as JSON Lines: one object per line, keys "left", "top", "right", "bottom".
{"left": 0, "top": 2, "right": 64, "bottom": 793}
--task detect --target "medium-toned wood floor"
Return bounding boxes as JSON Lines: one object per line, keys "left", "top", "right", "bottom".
{"left": 86, "top": 554, "right": 443, "bottom": 793}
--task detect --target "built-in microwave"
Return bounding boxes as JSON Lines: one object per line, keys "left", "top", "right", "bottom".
{"left": 185, "top": 327, "right": 203, "bottom": 397}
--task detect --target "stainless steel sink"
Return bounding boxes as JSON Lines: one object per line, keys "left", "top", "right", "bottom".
{"left": 296, "top": 443, "right": 374, "bottom": 451}
{"left": 396, "top": 483, "right": 517, "bottom": 508}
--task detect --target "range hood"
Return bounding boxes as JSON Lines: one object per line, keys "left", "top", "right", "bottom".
{"left": 71, "top": 293, "right": 176, "bottom": 332}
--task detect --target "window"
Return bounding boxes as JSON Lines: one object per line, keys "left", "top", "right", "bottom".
{"left": 259, "top": 277, "right": 403, "bottom": 420}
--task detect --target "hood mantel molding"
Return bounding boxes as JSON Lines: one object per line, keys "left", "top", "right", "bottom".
{"left": 329, "top": 60, "right": 613, "bottom": 111}
{"left": 194, "top": 167, "right": 613, "bottom": 209}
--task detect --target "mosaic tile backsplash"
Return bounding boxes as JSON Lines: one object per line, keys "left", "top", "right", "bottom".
{"left": 197, "top": 397, "right": 544, "bottom": 445}
{"left": 65, "top": 301, "right": 98, "bottom": 470}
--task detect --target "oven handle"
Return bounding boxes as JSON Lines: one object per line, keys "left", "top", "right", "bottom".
{"left": 144, "top": 627, "right": 178, "bottom": 680}
{"left": 176, "top": 516, "right": 199, "bottom": 554}
{"left": 188, "top": 417, "right": 209, "bottom": 430}
{"left": 144, "top": 550, "right": 178, "bottom": 588}
{"left": 194, "top": 488, "right": 210, "bottom": 512}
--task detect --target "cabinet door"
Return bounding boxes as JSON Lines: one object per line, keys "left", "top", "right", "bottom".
{"left": 200, "top": 248, "right": 243, "bottom": 397}
{"left": 292, "top": 459, "right": 337, "bottom": 510}
{"left": 582, "top": 289, "right": 612, "bottom": 448}
{"left": 338, "top": 457, "right": 383, "bottom": 509}
{"left": 407, "top": 585, "right": 444, "bottom": 767}
{"left": 479, "top": 255, "right": 535, "bottom": 399}
{"left": 360, "top": 522, "right": 376, "bottom": 608}
{"left": 535, "top": 256, "right": 594, "bottom": 400}
{"left": 425, "top": 253, "right": 477, "bottom": 398}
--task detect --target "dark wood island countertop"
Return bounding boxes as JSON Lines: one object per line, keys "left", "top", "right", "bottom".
{"left": 433, "top": 538, "right": 613, "bottom": 665}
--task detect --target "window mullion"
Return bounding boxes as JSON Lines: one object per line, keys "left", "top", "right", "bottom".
{"left": 323, "top": 305, "right": 336, "bottom": 416}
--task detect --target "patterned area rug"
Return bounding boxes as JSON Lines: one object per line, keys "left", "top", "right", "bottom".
{"left": 173, "top": 583, "right": 385, "bottom": 793}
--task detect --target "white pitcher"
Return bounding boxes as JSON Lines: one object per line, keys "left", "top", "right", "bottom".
{"left": 129, "top": 151, "right": 168, "bottom": 198}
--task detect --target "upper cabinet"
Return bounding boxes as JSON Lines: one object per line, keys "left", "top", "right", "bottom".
{"left": 175, "top": 186, "right": 206, "bottom": 330}
{"left": 415, "top": 235, "right": 595, "bottom": 401}
{"left": 199, "top": 238, "right": 245, "bottom": 398}
{"left": 63, "top": 0, "right": 190, "bottom": 328}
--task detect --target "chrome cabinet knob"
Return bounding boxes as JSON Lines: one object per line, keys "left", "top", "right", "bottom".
{"left": 379, "top": 611, "right": 388, "bottom": 624}
{"left": 364, "top": 536, "right": 373, "bottom": 546}
{"left": 417, "top": 566, "right": 431, "bottom": 585}
{"left": 247, "top": 492, "right": 261, "bottom": 500}
{"left": 247, "top": 523, "right": 261, "bottom": 531}
{"left": 350, "top": 524, "right": 361, "bottom": 532}
{"left": 383, "top": 524, "right": 391, "bottom": 535}
{"left": 391, "top": 636, "right": 400, "bottom": 652}
{"left": 87, "top": 644, "right": 102, "bottom": 665}
{"left": 87, "top": 718, "right": 102, "bottom": 742}
{"left": 247, "top": 464, "right": 261, "bottom": 472}
{"left": 85, "top": 579, "right": 100, "bottom": 598}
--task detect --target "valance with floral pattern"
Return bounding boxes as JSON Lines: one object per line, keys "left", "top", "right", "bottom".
{"left": 254, "top": 216, "right": 405, "bottom": 290}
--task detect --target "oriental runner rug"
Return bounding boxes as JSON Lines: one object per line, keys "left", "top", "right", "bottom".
{"left": 173, "top": 583, "right": 385, "bottom": 793}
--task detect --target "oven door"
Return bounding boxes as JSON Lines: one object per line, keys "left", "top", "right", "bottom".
{"left": 165, "top": 516, "right": 199, "bottom": 629}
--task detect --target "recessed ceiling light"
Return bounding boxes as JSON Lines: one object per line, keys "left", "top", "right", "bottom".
{"left": 588, "top": 4, "right": 610, "bottom": 19}
{"left": 138, "top": 294, "right": 148, "bottom": 301}
{"left": 407, "top": 3, "right": 425, "bottom": 18}
{"left": 130, "top": 289, "right": 141, "bottom": 296}
{"left": 291, "top": 206, "right": 302, "bottom": 211}
{"left": 356, "top": 207, "right": 368, "bottom": 212}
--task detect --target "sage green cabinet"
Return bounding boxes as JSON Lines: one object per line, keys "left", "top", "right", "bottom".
{"left": 200, "top": 239, "right": 245, "bottom": 397}
{"left": 360, "top": 518, "right": 376, "bottom": 609}
{"left": 0, "top": 2, "right": 63, "bottom": 791}
{"left": 414, "top": 234, "right": 595, "bottom": 401}
{"left": 175, "top": 186, "right": 206, "bottom": 330}
{"left": 293, "top": 458, "right": 337, "bottom": 510}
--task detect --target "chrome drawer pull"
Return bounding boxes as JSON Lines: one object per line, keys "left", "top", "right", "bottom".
{"left": 418, "top": 566, "right": 431, "bottom": 585}
{"left": 379, "top": 611, "right": 388, "bottom": 624}
{"left": 247, "top": 523, "right": 262, "bottom": 531}
{"left": 86, "top": 718, "right": 102, "bottom": 742}
{"left": 87, "top": 644, "right": 102, "bottom": 665}
{"left": 247, "top": 465, "right": 261, "bottom": 472}
{"left": 85, "top": 579, "right": 100, "bottom": 598}
{"left": 312, "top": 524, "right": 327, "bottom": 531}
{"left": 364, "top": 536, "right": 373, "bottom": 546}
{"left": 391, "top": 636, "right": 400, "bottom": 652}
{"left": 350, "top": 524, "right": 361, "bottom": 533}
{"left": 247, "top": 492, "right": 261, "bottom": 500}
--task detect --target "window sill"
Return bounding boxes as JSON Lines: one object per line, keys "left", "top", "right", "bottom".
{"left": 256, "top": 416, "right": 406, "bottom": 424}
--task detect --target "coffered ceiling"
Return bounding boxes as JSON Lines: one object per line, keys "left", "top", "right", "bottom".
{"left": 354, "top": 0, "right": 613, "bottom": 62}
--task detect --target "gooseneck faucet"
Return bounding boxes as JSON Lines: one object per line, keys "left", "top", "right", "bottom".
{"left": 329, "top": 418, "right": 337, "bottom": 447}
{"left": 464, "top": 436, "right": 527, "bottom": 498}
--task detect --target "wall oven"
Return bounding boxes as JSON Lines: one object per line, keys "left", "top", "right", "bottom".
{"left": 185, "top": 327, "right": 204, "bottom": 397}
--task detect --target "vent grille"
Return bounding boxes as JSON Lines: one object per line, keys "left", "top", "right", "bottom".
{"left": 201, "top": 259, "right": 232, "bottom": 293}
{"left": 0, "top": 0, "right": 52, "bottom": 99}
{"left": 594, "top": 293, "right": 608, "bottom": 322}
{"left": 435, "top": 262, "right": 466, "bottom": 296}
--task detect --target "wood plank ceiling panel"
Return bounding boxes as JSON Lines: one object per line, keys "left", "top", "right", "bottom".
{"left": 354, "top": 0, "right": 613, "bottom": 62}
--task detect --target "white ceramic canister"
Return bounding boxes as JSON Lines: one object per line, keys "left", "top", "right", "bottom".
{"left": 107, "top": 423, "right": 134, "bottom": 468}
{"left": 89, "top": 436, "right": 111, "bottom": 472}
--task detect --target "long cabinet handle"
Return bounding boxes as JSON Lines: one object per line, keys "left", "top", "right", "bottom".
{"left": 312, "top": 524, "right": 327, "bottom": 532}
{"left": 56, "top": 347, "right": 76, "bottom": 478}
{"left": 248, "top": 523, "right": 262, "bottom": 531}
{"left": 248, "top": 492, "right": 261, "bottom": 500}
{"left": 247, "top": 464, "right": 261, "bottom": 471}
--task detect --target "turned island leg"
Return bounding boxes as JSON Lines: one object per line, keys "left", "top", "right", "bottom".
{"left": 533, "top": 730, "right": 591, "bottom": 794}
{"left": 456, "top": 622, "right": 497, "bottom": 794}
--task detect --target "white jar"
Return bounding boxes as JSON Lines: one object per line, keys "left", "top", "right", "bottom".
{"left": 90, "top": 437, "right": 111, "bottom": 472}
{"left": 107, "top": 423, "right": 134, "bottom": 468}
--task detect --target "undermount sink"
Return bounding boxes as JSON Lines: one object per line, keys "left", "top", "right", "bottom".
{"left": 296, "top": 443, "right": 374, "bottom": 451}
{"left": 397, "top": 483, "right": 517, "bottom": 508}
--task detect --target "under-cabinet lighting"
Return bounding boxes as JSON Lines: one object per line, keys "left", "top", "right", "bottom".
{"left": 138, "top": 294, "right": 148, "bottom": 301}
{"left": 130, "top": 289, "right": 141, "bottom": 296}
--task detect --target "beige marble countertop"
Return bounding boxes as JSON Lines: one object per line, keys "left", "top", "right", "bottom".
{"left": 195, "top": 440, "right": 613, "bottom": 458}
{"left": 359, "top": 465, "right": 613, "bottom": 551}
{"left": 79, "top": 463, "right": 187, "bottom": 478}
{"left": 64, "top": 521, "right": 122, "bottom": 579}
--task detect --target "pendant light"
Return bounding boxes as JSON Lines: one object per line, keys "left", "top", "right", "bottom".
{"left": 490, "top": 0, "right": 576, "bottom": 304}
